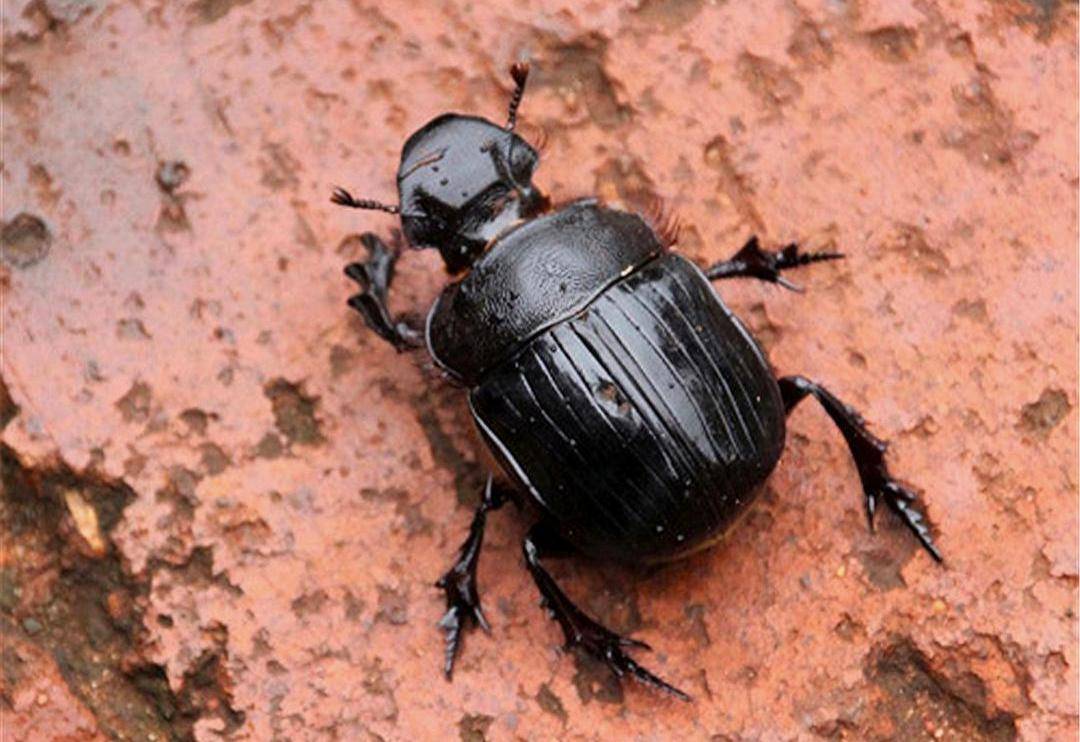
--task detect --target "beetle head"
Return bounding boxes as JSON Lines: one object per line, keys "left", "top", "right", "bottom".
{"left": 396, "top": 113, "right": 545, "bottom": 272}
{"left": 332, "top": 63, "right": 547, "bottom": 273}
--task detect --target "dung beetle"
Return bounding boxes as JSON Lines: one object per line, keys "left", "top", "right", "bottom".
{"left": 331, "top": 63, "right": 942, "bottom": 700}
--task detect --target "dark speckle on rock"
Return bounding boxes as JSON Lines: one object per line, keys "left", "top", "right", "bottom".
{"left": 573, "top": 652, "right": 625, "bottom": 706}
{"left": 1018, "top": 387, "right": 1070, "bottom": 436}
{"left": 863, "top": 26, "right": 919, "bottom": 64}
{"left": 191, "top": 0, "right": 253, "bottom": 24}
{"left": 458, "top": 713, "right": 494, "bottom": 742}
{"left": 1, "top": 213, "right": 51, "bottom": 269}
{"left": 155, "top": 160, "right": 190, "bottom": 193}
{"left": 535, "top": 682, "right": 568, "bottom": 722}
{"left": 263, "top": 378, "right": 324, "bottom": 446}
{"left": 199, "top": 442, "right": 230, "bottom": 475}
{"left": 114, "top": 381, "right": 152, "bottom": 424}
{"left": 254, "top": 432, "right": 284, "bottom": 459}
{"left": 375, "top": 584, "right": 408, "bottom": 626}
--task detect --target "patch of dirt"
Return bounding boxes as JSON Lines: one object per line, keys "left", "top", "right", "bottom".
{"left": 155, "top": 160, "right": 191, "bottom": 193}
{"left": 855, "top": 543, "right": 913, "bottom": 592}
{"left": 572, "top": 652, "right": 625, "bottom": 705}
{"left": 263, "top": 377, "right": 325, "bottom": 446}
{"left": 882, "top": 224, "right": 951, "bottom": 279}
{"left": 531, "top": 32, "right": 631, "bottom": 129}
{"left": 179, "top": 406, "right": 213, "bottom": 436}
{"left": 943, "top": 71, "right": 1037, "bottom": 170}
{"left": 190, "top": 0, "right": 253, "bottom": 24}
{"left": 787, "top": 21, "right": 835, "bottom": 69}
{"left": 703, "top": 135, "right": 765, "bottom": 232}
{"left": 736, "top": 52, "right": 803, "bottom": 115}
{"left": 0, "top": 376, "right": 18, "bottom": 432}
{"left": 115, "top": 381, "right": 154, "bottom": 424}
{"left": 625, "top": 0, "right": 705, "bottom": 31}
{"left": 984, "top": 0, "right": 1077, "bottom": 41}
{"left": 0, "top": 444, "right": 244, "bottom": 740}
{"left": 1, "top": 212, "right": 52, "bottom": 269}
{"left": 458, "top": 712, "right": 494, "bottom": 742}
{"left": 258, "top": 143, "right": 301, "bottom": 192}
{"left": 1018, "top": 387, "right": 1070, "bottom": 436}
{"left": 867, "top": 637, "right": 1018, "bottom": 741}
{"left": 593, "top": 154, "right": 659, "bottom": 213}
{"left": 862, "top": 26, "right": 920, "bottom": 64}
{"left": 535, "top": 681, "right": 568, "bottom": 722}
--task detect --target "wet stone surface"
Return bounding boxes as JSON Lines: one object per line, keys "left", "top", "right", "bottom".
{"left": 1, "top": 0, "right": 1077, "bottom": 739}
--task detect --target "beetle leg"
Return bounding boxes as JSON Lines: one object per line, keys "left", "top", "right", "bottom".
{"left": 778, "top": 375, "right": 943, "bottom": 562}
{"left": 522, "top": 523, "right": 691, "bottom": 702}
{"left": 705, "top": 236, "right": 843, "bottom": 290}
{"left": 343, "top": 232, "right": 423, "bottom": 351}
{"left": 435, "top": 475, "right": 510, "bottom": 678}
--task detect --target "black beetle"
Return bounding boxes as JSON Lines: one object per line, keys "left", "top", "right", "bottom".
{"left": 331, "top": 63, "right": 942, "bottom": 700}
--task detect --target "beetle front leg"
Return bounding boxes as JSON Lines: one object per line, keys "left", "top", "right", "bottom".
{"left": 522, "top": 523, "right": 691, "bottom": 702}
{"left": 778, "top": 375, "right": 943, "bottom": 562}
{"left": 705, "top": 236, "right": 843, "bottom": 290}
{"left": 436, "top": 475, "right": 509, "bottom": 677}
{"left": 343, "top": 232, "right": 422, "bottom": 351}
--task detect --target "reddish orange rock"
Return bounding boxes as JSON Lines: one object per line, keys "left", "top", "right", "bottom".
{"left": 2, "top": 0, "right": 1076, "bottom": 739}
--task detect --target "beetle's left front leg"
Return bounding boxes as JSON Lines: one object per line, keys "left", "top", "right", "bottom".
{"left": 436, "top": 475, "right": 510, "bottom": 677}
{"left": 705, "top": 236, "right": 842, "bottom": 290}
{"left": 522, "top": 523, "right": 691, "bottom": 701}
{"left": 343, "top": 232, "right": 422, "bottom": 351}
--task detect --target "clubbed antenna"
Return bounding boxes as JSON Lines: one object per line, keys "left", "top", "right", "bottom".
{"left": 505, "top": 62, "right": 530, "bottom": 132}
{"left": 331, "top": 186, "right": 400, "bottom": 214}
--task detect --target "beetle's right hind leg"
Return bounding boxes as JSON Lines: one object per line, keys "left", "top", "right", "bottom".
{"left": 778, "top": 375, "right": 943, "bottom": 562}
{"left": 343, "top": 232, "right": 422, "bottom": 351}
{"left": 522, "top": 523, "right": 691, "bottom": 702}
{"left": 436, "top": 475, "right": 509, "bottom": 678}
{"left": 705, "top": 236, "right": 843, "bottom": 290}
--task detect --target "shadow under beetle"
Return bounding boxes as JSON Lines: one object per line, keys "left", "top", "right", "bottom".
{"left": 331, "top": 63, "right": 942, "bottom": 701}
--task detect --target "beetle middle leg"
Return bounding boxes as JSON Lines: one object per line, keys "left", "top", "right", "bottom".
{"left": 778, "top": 375, "right": 943, "bottom": 562}
{"left": 705, "top": 236, "right": 843, "bottom": 290}
{"left": 522, "top": 522, "right": 691, "bottom": 701}
{"left": 343, "top": 232, "right": 422, "bottom": 351}
{"left": 436, "top": 475, "right": 510, "bottom": 677}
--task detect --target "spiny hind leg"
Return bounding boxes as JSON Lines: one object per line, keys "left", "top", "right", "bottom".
{"left": 778, "top": 375, "right": 942, "bottom": 562}
{"left": 436, "top": 475, "right": 510, "bottom": 677}
{"left": 522, "top": 522, "right": 690, "bottom": 701}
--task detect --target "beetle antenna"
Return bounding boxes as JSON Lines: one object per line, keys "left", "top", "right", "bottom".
{"left": 505, "top": 61, "right": 530, "bottom": 132}
{"left": 501, "top": 63, "right": 532, "bottom": 199}
{"left": 331, "top": 186, "right": 400, "bottom": 214}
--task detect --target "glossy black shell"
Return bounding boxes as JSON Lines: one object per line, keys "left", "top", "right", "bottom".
{"left": 427, "top": 200, "right": 663, "bottom": 383}
{"left": 429, "top": 202, "right": 787, "bottom": 562}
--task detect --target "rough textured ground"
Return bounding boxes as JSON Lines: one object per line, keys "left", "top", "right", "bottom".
{"left": 2, "top": 1, "right": 1077, "bottom": 740}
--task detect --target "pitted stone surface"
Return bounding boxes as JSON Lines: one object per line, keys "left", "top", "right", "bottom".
{"left": 2, "top": 1, "right": 1076, "bottom": 739}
